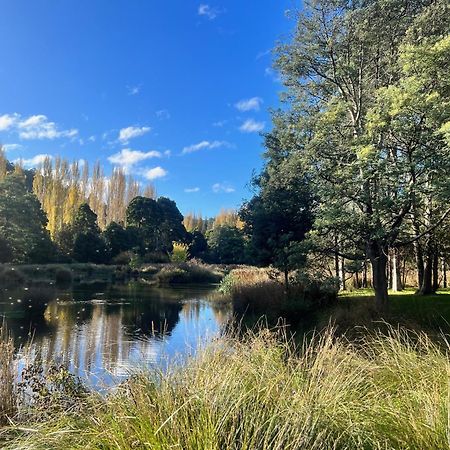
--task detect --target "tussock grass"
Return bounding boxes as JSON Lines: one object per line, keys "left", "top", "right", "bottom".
{"left": 155, "top": 262, "right": 224, "bottom": 285}
{"left": 219, "top": 267, "right": 337, "bottom": 320}
{"left": 3, "top": 326, "right": 450, "bottom": 449}
{"left": 0, "top": 326, "right": 16, "bottom": 425}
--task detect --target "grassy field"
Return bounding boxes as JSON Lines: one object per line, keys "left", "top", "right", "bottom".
{"left": 332, "top": 288, "right": 450, "bottom": 331}
{"left": 2, "top": 325, "right": 450, "bottom": 449}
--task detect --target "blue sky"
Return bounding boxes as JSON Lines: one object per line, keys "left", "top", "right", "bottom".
{"left": 0, "top": 1, "right": 298, "bottom": 216}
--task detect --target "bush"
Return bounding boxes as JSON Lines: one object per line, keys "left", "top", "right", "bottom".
{"left": 112, "top": 251, "right": 133, "bottom": 266}
{"left": 219, "top": 267, "right": 338, "bottom": 322}
{"left": 156, "top": 262, "right": 224, "bottom": 285}
{"left": 0, "top": 266, "right": 26, "bottom": 289}
{"left": 171, "top": 243, "right": 189, "bottom": 263}
{"left": 54, "top": 267, "right": 73, "bottom": 286}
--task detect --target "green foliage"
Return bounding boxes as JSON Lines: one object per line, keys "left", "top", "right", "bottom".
{"left": 0, "top": 174, "right": 55, "bottom": 263}
{"left": 171, "top": 242, "right": 189, "bottom": 263}
{"left": 206, "top": 226, "right": 246, "bottom": 264}
{"left": 103, "top": 221, "right": 132, "bottom": 258}
{"left": 126, "top": 196, "right": 188, "bottom": 257}
{"left": 188, "top": 230, "right": 209, "bottom": 260}
{"left": 156, "top": 262, "right": 224, "bottom": 285}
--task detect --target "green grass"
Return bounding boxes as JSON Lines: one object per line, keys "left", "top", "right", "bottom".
{"left": 335, "top": 288, "right": 450, "bottom": 330}
{"left": 3, "top": 326, "right": 450, "bottom": 449}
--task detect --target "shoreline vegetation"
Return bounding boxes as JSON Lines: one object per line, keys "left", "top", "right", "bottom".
{"left": 2, "top": 325, "right": 450, "bottom": 449}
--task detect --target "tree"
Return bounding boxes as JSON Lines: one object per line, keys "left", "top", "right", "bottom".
{"left": 273, "top": 0, "right": 450, "bottom": 310}
{"left": 240, "top": 141, "right": 314, "bottom": 288}
{"left": 71, "top": 203, "right": 109, "bottom": 263}
{"left": 103, "top": 221, "right": 131, "bottom": 258}
{"left": 188, "top": 230, "right": 209, "bottom": 260}
{"left": 207, "top": 226, "right": 246, "bottom": 264}
{"left": 0, "top": 173, "right": 55, "bottom": 263}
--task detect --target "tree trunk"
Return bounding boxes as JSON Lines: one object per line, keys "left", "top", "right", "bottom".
{"left": 362, "top": 259, "right": 368, "bottom": 288}
{"left": 368, "top": 242, "right": 389, "bottom": 312}
{"left": 339, "top": 257, "right": 346, "bottom": 291}
{"left": 442, "top": 257, "right": 447, "bottom": 289}
{"left": 414, "top": 240, "right": 424, "bottom": 291}
{"left": 391, "top": 248, "right": 402, "bottom": 292}
{"left": 432, "top": 249, "right": 439, "bottom": 292}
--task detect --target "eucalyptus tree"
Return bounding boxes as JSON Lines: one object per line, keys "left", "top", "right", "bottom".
{"left": 274, "top": 0, "right": 450, "bottom": 309}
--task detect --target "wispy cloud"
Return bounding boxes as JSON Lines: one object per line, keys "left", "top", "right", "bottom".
{"left": 156, "top": 109, "right": 171, "bottom": 120}
{"left": 265, "top": 67, "right": 281, "bottom": 83}
{"left": 14, "top": 154, "right": 52, "bottom": 167}
{"left": 256, "top": 49, "right": 271, "bottom": 60}
{"left": 212, "top": 120, "right": 227, "bottom": 127}
{"left": 182, "top": 140, "right": 231, "bottom": 155}
{"left": 239, "top": 119, "right": 265, "bottom": 133}
{"left": 108, "top": 148, "right": 162, "bottom": 172}
{"left": 198, "top": 4, "right": 222, "bottom": 20}
{"left": 235, "top": 97, "right": 263, "bottom": 112}
{"left": 142, "top": 166, "right": 167, "bottom": 180}
{"left": 118, "top": 126, "right": 151, "bottom": 144}
{"left": 185, "top": 187, "right": 200, "bottom": 193}
{"left": 2, "top": 143, "right": 22, "bottom": 152}
{"left": 0, "top": 114, "right": 18, "bottom": 131}
{"left": 212, "top": 182, "right": 235, "bottom": 193}
{"left": 127, "top": 85, "right": 141, "bottom": 95}
{"left": 0, "top": 113, "right": 78, "bottom": 140}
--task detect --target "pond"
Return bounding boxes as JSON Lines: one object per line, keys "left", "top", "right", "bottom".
{"left": 0, "top": 283, "right": 231, "bottom": 389}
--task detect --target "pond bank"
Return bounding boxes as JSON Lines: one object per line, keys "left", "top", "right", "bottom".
{"left": 2, "top": 325, "right": 450, "bottom": 449}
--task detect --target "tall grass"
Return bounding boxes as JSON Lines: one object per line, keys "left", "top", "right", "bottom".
{"left": 3, "top": 325, "right": 450, "bottom": 449}
{"left": 219, "top": 267, "right": 338, "bottom": 321}
{"left": 0, "top": 325, "right": 16, "bottom": 425}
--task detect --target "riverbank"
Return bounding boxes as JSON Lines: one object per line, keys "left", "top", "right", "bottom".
{"left": 1, "top": 325, "right": 450, "bottom": 449}
{"left": 0, "top": 261, "right": 229, "bottom": 288}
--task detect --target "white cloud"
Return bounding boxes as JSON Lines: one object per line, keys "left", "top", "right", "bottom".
{"left": 213, "top": 120, "right": 227, "bottom": 127}
{"left": 239, "top": 119, "right": 265, "bottom": 133}
{"left": 0, "top": 113, "right": 77, "bottom": 140}
{"left": 185, "top": 187, "right": 200, "bottom": 193}
{"left": 156, "top": 109, "right": 171, "bottom": 120}
{"left": 182, "top": 140, "right": 231, "bottom": 155}
{"left": 127, "top": 85, "right": 141, "bottom": 95}
{"left": 2, "top": 143, "right": 22, "bottom": 152}
{"left": 108, "top": 148, "right": 162, "bottom": 171}
{"left": 0, "top": 114, "right": 18, "bottom": 131}
{"left": 118, "top": 126, "right": 151, "bottom": 143}
{"left": 14, "top": 154, "right": 52, "bottom": 168}
{"left": 265, "top": 67, "right": 281, "bottom": 83}
{"left": 142, "top": 166, "right": 167, "bottom": 180}
{"left": 235, "top": 97, "right": 263, "bottom": 112}
{"left": 198, "top": 4, "right": 221, "bottom": 20}
{"left": 88, "top": 135, "right": 96, "bottom": 142}
{"left": 212, "top": 182, "right": 235, "bottom": 193}
{"left": 17, "top": 115, "right": 78, "bottom": 140}
{"left": 256, "top": 49, "right": 271, "bottom": 60}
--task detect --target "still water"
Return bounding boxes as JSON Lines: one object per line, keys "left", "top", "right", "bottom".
{"left": 0, "top": 283, "right": 231, "bottom": 388}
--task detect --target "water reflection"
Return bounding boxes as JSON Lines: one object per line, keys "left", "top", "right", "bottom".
{"left": 0, "top": 283, "right": 231, "bottom": 388}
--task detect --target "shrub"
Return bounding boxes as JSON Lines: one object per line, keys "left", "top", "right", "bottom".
{"left": 112, "top": 251, "right": 133, "bottom": 266}
{"left": 171, "top": 242, "right": 189, "bottom": 263}
{"left": 156, "top": 262, "right": 224, "bottom": 285}
{"left": 0, "top": 266, "right": 26, "bottom": 289}
{"left": 219, "top": 267, "right": 338, "bottom": 322}
{"left": 54, "top": 267, "right": 73, "bottom": 286}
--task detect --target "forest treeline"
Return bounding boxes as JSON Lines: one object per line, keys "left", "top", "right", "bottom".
{"left": 238, "top": 0, "right": 450, "bottom": 310}
{"left": 0, "top": 150, "right": 248, "bottom": 266}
